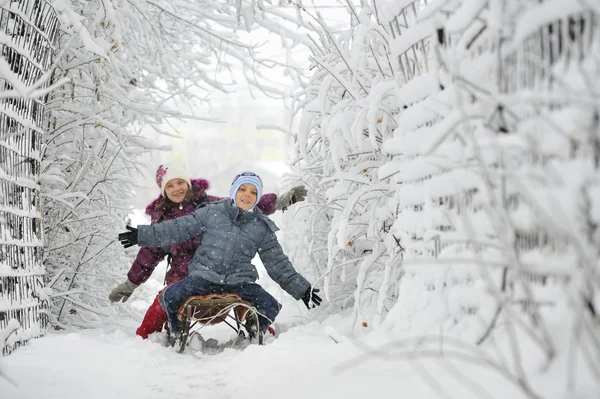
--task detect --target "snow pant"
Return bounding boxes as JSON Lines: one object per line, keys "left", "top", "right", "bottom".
{"left": 136, "top": 291, "right": 168, "bottom": 339}
{"left": 159, "top": 275, "right": 281, "bottom": 335}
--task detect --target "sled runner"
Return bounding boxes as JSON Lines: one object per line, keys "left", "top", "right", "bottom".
{"left": 167, "top": 293, "right": 267, "bottom": 353}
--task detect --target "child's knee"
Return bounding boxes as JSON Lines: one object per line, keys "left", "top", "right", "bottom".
{"left": 162, "top": 283, "right": 185, "bottom": 307}
{"left": 264, "top": 295, "right": 281, "bottom": 318}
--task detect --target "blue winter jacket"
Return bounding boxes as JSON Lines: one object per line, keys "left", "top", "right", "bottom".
{"left": 137, "top": 199, "right": 310, "bottom": 300}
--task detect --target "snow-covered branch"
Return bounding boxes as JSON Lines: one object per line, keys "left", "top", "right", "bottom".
{"left": 284, "top": 0, "right": 600, "bottom": 396}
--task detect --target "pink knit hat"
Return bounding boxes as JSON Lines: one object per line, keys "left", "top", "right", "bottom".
{"left": 156, "top": 163, "right": 192, "bottom": 197}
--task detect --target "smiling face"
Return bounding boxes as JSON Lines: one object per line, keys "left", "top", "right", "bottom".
{"left": 164, "top": 178, "right": 190, "bottom": 204}
{"left": 235, "top": 183, "right": 258, "bottom": 211}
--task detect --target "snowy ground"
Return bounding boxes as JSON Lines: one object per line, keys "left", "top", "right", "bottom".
{"left": 0, "top": 317, "right": 530, "bottom": 399}
{"left": 2, "top": 289, "right": 600, "bottom": 399}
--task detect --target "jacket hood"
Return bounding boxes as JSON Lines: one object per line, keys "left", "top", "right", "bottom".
{"left": 145, "top": 178, "right": 210, "bottom": 217}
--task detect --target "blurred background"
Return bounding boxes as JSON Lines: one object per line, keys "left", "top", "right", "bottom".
{"left": 131, "top": 88, "right": 294, "bottom": 210}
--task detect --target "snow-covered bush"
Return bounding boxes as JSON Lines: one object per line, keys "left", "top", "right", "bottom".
{"left": 286, "top": 0, "right": 600, "bottom": 395}
{"left": 287, "top": 0, "right": 406, "bottom": 329}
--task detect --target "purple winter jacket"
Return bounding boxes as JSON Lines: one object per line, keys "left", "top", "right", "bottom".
{"left": 127, "top": 178, "right": 277, "bottom": 286}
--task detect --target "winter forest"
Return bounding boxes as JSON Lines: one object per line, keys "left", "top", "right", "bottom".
{"left": 1, "top": 0, "right": 600, "bottom": 398}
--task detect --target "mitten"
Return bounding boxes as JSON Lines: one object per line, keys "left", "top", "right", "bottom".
{"left": 276, "top": 185, "right": 308, "bottom": 211}
{"left": 108, "top": 280, "right": 138, "bottom": 303}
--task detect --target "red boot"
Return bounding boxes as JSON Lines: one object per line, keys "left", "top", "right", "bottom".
{"left": 136, "top": 293, "right": 168, "bottom": 339}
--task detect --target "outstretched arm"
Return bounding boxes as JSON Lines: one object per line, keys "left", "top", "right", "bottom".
{"left": 258, "top": 230, "right": 311, "bottom": 300}
{"left": 137, "top": 206, "right": 209, "bottom": 248}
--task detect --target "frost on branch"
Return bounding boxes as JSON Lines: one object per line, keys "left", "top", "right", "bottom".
{"left": 285, "top": 0, "right": 600, "bottom": 396}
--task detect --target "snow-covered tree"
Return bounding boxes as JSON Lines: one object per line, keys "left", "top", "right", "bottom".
{"left": 285, "top": 0, "right": 600, "bottom": 396}
{"left": 285, "top": 0, "right": 400, "bottom": 327}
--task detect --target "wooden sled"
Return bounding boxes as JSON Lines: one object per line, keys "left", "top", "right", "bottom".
{"left": 167, "top": 293, "right": 265, "bottom": 353}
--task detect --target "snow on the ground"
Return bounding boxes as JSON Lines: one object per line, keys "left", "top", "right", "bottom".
{"left": 2, "top": 230, "right": 599, "bottom": 399}
{"left": 1, "top": 318, "right": 530, "bottom": 399}
{"left": 2, "top": 296, "right": 600, "bottom": 399}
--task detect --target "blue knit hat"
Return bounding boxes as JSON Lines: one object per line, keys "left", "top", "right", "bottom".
{"left": 229, "top": 171, "right": 263, "bottom": 209}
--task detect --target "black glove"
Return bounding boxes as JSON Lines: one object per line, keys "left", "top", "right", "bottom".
{"left": 301, "top": 287, "right": 322, "bottom": 309}
{"left": 118, "top": 225, "right": 138, "bottom": 248}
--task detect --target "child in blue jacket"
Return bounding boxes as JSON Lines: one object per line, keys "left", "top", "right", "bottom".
{"left": 119, "top": 171, "right": 321, "bottom": 342}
